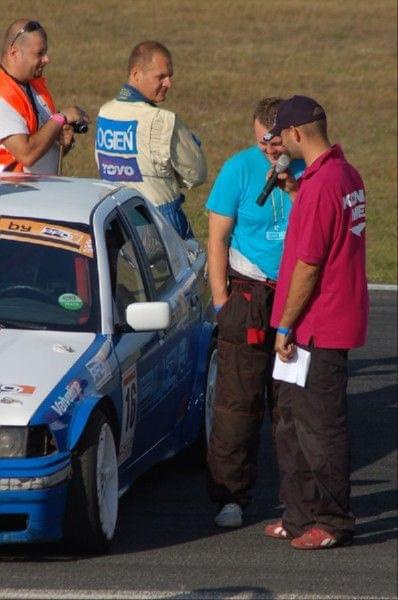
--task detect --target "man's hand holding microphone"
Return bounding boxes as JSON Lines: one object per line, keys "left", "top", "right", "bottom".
{"left": 257, "top": 151, "right": 299, "bottom": 206}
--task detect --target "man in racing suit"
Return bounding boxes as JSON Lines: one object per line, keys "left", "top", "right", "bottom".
{"left": 95, "top": 40, "right": 207, "bottom": 239}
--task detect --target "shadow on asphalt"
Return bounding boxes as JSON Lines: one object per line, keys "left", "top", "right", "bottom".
{"left": 0, "top": 542, "right": 79, "bottom": 561}
{"left": 354, "top": 515, "right": 397, "bottom": 545}
{"left": 350, "top": 355, "right": 397, "bottom": 377}
{"left": 348, "top": 384, "right": 397, "bottom": 473}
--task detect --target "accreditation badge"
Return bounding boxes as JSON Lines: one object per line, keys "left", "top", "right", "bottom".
{"left": 265, "top": 221, "right": 287, "bottom": 241}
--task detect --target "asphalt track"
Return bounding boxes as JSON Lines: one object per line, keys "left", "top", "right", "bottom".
{"left": 0, "top": 289, "right": 396, "bottom": 600}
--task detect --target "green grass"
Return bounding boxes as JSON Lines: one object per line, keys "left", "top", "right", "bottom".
{"left": 2, "top": 0, "right": 397, "bottom": 282}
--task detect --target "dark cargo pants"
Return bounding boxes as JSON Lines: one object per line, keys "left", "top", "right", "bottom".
{"left": 207, "top": 279, "right": 276, "bottom": 507}
{"left": 275, "top": 346, "right": 355, "bottom": 541}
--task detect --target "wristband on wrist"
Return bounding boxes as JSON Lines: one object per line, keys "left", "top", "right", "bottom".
{"left": 213, "top": 304, "right": 223, "bottom": 314}
{"left": 277, "top": 326, "right": 292, "bottom": 336}
{"left": 50, "top": 112, "right": 66, "bottom": 126}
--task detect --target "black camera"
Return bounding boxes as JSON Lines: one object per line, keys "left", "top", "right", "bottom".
{"left": 72, "top": 121, "right": 88, "bottom": 134}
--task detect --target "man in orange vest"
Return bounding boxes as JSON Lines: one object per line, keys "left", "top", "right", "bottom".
{"left": 0, "top": 19, "right": 88, "bottom": 173}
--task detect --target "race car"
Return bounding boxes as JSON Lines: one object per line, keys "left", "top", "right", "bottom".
{"left": 0, "top": 175, "right": 216, "bottom": 553}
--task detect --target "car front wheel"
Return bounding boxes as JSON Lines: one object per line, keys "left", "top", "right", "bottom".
{"left": 64, "top": 409, "right": 119, "bottom": 554}
{"left": 204, "top": 343, "right": 218, "bottom": 446}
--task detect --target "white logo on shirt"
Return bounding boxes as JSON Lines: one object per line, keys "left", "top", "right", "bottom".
{"left": 351, "top": 222, "right": 366, "bottom": 236}
{"left": 342, "top": 189, "right": 365, "bottom": 209}
{"left": 342, "top": 189, "right": 366, "bottom": 235}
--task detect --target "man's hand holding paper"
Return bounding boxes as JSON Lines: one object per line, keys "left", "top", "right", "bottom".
{"left": 272, "top": 346, "right": 311, "bottom": 388}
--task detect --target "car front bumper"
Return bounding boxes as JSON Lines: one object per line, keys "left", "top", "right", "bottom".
{"left": 0, "top": 452, "right": 71, "bottom": 543}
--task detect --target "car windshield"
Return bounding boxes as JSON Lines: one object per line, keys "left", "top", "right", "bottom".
{"left": 0, "top": 217, "right": 99, "bottom": 332}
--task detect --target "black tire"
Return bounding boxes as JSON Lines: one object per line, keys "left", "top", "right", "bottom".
{"left": 203, "top": 337, "right": 218, "bottom": 450}
{"left": 179, "top": 337, "right": 218, "bottom": 467}
{"left": 63, "top": 410, "right": 119, "bottom": 554}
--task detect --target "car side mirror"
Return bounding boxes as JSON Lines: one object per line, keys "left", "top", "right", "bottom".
{"left": 125, "top": 301, "right": 171, "bottom": 331}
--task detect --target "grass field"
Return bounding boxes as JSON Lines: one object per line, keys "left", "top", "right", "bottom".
{"left": 2, "top": 0, "right": 397, "bottom": 282}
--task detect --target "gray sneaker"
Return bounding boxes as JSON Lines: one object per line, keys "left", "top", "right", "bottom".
{"left": 214, "top": 503, "right": 243, "bottom": 528}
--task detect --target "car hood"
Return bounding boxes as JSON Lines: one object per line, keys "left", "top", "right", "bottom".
{"left": 0, "top": 329, "right": 95, "bottom": 426}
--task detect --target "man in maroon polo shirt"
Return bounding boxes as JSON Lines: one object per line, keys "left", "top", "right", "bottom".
{"left": 263, "top": 95, "right": 369, "bottom": 550}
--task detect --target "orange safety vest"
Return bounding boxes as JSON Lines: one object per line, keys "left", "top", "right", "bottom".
{"left": 0, "top": 69, "right": 56, "bottom": 172}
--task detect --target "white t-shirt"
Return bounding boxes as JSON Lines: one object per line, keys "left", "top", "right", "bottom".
{"left": 0, "top": 84, "right": 58, "bottom": 173}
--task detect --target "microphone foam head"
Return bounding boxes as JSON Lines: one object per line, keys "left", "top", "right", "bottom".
{"left": 275, "top": 153, "right": 291, "bottom": 173}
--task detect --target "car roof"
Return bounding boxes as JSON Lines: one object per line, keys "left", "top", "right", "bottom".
{"left": 0, "top": 175, "right": 118, "bottom": 224}
{"left": 0, "top": 174, "right": 200, "bottom": 283}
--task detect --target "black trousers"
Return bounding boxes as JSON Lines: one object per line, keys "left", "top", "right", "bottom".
{"left": 207, "top": 279, "right": 276, "bottom": 507}
{"left": 275, "top": 346, "right": 355, "bottom": 540}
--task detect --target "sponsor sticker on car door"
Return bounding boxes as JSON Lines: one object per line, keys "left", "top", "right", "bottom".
{"left": 119, "top": 363, "right": 138, "bottom": 465}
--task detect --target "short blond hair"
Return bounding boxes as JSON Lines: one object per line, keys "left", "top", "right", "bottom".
{"left": 128, "top": 40, "right": 172, "bottom": 73}
{"left": 253, "top": 97, "right": 283, "bottom": 129}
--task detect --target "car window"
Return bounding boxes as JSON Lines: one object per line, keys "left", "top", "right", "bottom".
{"left": 120, "top": 201, "right": 173, "bottom": 295}
{"left": 0, "top": 217, "right": 99, "bottom": 331}
{"left": 105, "top": 216, "right": 147, "bottom": 321}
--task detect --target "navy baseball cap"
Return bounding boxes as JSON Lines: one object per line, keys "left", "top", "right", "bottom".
{"left": 264, "top": 95, "right": 326, "bottom": 141}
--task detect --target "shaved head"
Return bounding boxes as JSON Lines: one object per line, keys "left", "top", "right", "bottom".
{"left": 2, "top": 19, "right": 46, "bottom": 56}
{"left": 1, "top": 19, "right": 49, "bottom": 82}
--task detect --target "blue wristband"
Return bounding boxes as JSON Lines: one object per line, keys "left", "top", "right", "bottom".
{"left": 277, "top": 326, "right": 292, "bottom": 335}
{"left": 213, "top": 304, "right": 223, "bottom": 314}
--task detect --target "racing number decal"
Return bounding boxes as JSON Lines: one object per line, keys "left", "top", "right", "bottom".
{"left": 119, "top": 364, "right": 138, "bottom": 465}
{"left": 124, "top": 379, "right": 136, "bottom": 432}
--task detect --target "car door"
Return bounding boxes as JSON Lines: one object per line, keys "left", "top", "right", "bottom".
{"left": 103, "top": 212, "right": 168, "bottom": 472}
{"left": 117, "top": 197, "right": 201, "bottom": 439}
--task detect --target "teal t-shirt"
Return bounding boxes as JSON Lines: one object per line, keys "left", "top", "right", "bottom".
{"left": 206, "top": 146, "right": 305, "bottom": 280}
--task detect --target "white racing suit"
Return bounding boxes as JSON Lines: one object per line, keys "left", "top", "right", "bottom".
{"left": 95, "top": 88, "right": 207, "bottom": 238}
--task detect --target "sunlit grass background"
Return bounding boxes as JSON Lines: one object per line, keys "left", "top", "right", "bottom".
{"left": 2, "top": 0, "right": 397, "bottom": 282}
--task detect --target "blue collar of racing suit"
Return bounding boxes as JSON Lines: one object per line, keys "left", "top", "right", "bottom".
{"left": 116, "top": 83, "right": 156, "bottom": 106}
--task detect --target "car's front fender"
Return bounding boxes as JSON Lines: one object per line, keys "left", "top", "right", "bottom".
{"left": 67, "top": 396, "right": 102, "bottom": 451}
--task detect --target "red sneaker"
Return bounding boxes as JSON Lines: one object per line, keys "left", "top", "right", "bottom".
{"left": 290, "top": 527, "right": 339, "bottom": 550}
{"left": 264, "top": 520, "right": 291, "bottom": 540}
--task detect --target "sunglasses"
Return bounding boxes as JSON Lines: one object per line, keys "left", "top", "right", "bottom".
{"left": 10, "top": 21, "right": 44, "bottom": 47}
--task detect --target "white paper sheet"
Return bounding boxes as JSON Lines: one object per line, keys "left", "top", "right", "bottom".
{"left": 272, "top": 347, "right": 311, "bottom": 388}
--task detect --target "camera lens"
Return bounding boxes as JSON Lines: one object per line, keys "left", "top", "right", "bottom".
{"left": 73, "top": 121, "right": 88, "bottom": 134}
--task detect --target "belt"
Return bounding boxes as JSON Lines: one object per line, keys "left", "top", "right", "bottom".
{"left": 231, "top": 277, "right": 277, "bottom": 290}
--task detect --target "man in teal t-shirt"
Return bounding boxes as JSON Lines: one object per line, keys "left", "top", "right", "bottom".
{"left": 206, "top": 97, "right": 304, "bottom": 529}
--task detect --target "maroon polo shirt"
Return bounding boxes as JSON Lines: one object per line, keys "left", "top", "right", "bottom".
{"left": 271, "top": 144, "right": 369, "bottom": 349}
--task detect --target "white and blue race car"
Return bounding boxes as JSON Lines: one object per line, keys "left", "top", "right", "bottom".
{"left": 0, "top": 175, "right": 216, "bottom": 553}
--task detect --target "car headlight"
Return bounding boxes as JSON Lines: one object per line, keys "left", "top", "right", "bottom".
{"left": 0, "top": 427, "right": 26, "bottom": 457}
{"left": 0, "top": 426, "right": 58, "bottom": 458}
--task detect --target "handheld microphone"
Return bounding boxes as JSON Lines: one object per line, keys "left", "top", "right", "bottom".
{"left": 256, "top": 153, "right": 291, "bottom": 206}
